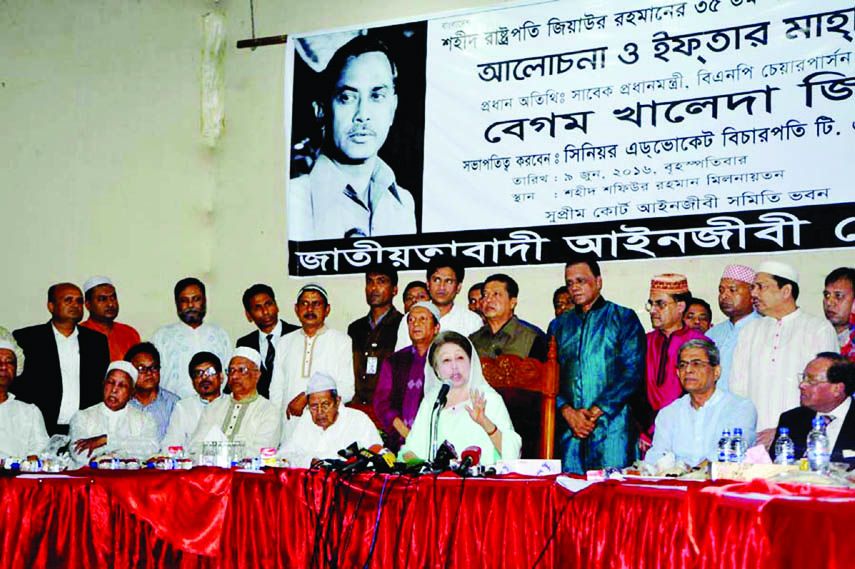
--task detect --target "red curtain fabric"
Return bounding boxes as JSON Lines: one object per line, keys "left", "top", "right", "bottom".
{"left": 1, "top": 469, "right": 854, "bottom": 569}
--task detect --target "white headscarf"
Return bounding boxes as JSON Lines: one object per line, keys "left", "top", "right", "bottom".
{"left": 423, "top": 332, "right": 499, "bottom": 403}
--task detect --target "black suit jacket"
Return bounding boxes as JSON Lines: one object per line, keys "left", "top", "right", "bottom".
{"left": 772, "top": 403, "right": 855, "bottom": 463}
{"left": 12, "top": 321, "right": 110, "bottom": 435}
{"left": 236, "top": 319, "right": 299, "bottom": 398}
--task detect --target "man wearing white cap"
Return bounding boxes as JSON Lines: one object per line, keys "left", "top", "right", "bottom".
{"left": 79, "top": 276, "right": 141, "bottom": 362}
{"left": 279, "top": 372, "right": 381, "bottom": 468}
{"left": 0, "top": 339, "right": 50, "bottom": 457}
{"left": 13, "top": 282, "right": 110, "bottom": 435}
{"left": 730, "top": 260, "right": 838, "bottom": 447}
{"left": 69, "top": 361, "right": 159, "bottom": 466}
{"left": 706, "top": 265, "right": 761, "bottom": 392}
{"left": 189, "top": 347, "right": 280, "bottom": 457}
{"left": 269, "top": 285, "right": 354, "bottom": 438}
{"left": 374, "top": 301, "right": 440, "bottom": 452}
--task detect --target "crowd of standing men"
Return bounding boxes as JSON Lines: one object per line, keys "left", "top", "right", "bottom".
{"left": 0, "top": 254, "right": 853, "bottom": 473}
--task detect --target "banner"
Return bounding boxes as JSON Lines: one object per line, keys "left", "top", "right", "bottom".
{"left": 285, "top": 0, "right": 855, "bottom": 276}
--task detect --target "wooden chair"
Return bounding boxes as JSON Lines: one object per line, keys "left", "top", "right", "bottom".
{"left": 480, "top": 337, "right": 559, "bottom": 459}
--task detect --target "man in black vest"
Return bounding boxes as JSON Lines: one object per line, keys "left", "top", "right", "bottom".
{"left": 347, "top": 262, "right": 403, "bottom": 406}
{"left": 236, "top": 284, "right": 299, "bottom": 398}
{"left": 13, "top": 282, "right": 110, "bottom": 435}
{"left": 772, "top": 353, "right": 855, "bottom": 463}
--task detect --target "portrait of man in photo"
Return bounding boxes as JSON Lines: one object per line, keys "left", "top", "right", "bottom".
{"left": 288, "top": 25, "right": 425, "bottom": 242}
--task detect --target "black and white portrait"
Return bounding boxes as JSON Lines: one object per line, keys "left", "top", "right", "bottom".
{"left": 287, "top": 23, "right": 426, "bottom": 242}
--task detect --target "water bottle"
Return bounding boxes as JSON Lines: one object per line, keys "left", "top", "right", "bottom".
{"left": 717, "top": 429, "right": 732, "bottom": 462}
{"left": 728, "top": 428, "right": 746, "bottom": 463}
{"left": 774, "top": 427, "right": 795, "bottom": 465}
{"left": 807, "top": 417, "right": 831, "bottom": 473}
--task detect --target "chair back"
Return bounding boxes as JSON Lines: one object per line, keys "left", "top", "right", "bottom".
{"left": 480, "top": 337, "right": 559, "bottom": 459}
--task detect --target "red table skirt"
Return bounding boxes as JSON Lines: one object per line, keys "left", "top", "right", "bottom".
{"left": 1, "top": 468, "right": 853, "bottom": 569}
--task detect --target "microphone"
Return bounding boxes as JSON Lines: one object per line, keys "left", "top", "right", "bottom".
{"left": 341, "top": 443, "right": 383, "bottom": 473}
{"left": 400, "top": 457, "right": 428, "bottom": 474}
{"left": 455, "top": 446, "right": 482, "bottom": 475}
{"left": 338, "top": 442, "right": 360, "bottom": 460}
{"left": 434, "top": 380, "right": 452, "bottom": 409}
{"left": 432, "top": 440, "right": 457, "bottom": 472}
{"left": 366, "top": 447, "right": 397, "bottom": 473}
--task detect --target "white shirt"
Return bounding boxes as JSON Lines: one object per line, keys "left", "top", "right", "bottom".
{"left": 161, "top": 395, "right": 216, "bottom": 453}
{"left": 279, "top": 406, "right": 382, "bottom": 468}
{"left": 822, "top": 396, "right": 851, "bottom": 453}
{"left": 269, "top": 327, "right": 354, "bottom": 436}
{"left": 288, "top": 154, "right": 416, "bottom": 241}
{"left": 400, "top": 388, "right": 522, "bottom": 466}
{"left": 151, "top": 321, "right": 231, "bottom": 400}
{"left": 394, "top": 301, "right": 483, "bottom": 351}
{"left": 0, "top": 394, "right": 50, "bottom": 456}
{"left": 644, "top": 389, "right": 758, "bottom": 467}
{"left": 257, "top": 321, "right": 283, "bottom": 365}
{"left": 730, "top": 308, "right": 839, "bottom": 430}
{"left": 705, "top": 311, "right": 761, "bottom": 392}
{"left": 189, "top": 394, "right": 280, "bottom": 458}
{"left": 839, "top": 328, "right": 851, "bottom": 349}
{"left": 52, "top": 324, "right": 81, "bottom": 425}
{"left": 69, "top": 403, "right": 159, "bottom": 466}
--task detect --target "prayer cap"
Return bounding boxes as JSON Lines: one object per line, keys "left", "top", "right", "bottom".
{"left": 306, "top": 372, "right": 338, "bottom": 395}
{"left": 0, "top": 335, "right": 24, "bottom": 377}
{"left": 650, "top": 274, "right": 689, "bottom": 295}
{"left": 757, "top": 260, "right": 799, "bottom": 284}
{"left": 106, "top": 360, "right": 139, "bottom": 384}
{"left": 83, "top": 276, "right": 114, "bottom": 295}
{"left": 409, "top": 301, "right": 441, "bottom": 322}
{"left": 720, "top": 264, "right": 755, "bottom": 284}
{"left": 230, "top": 347, "right": 262, "bottom": 369}
{"left": 297, "top": 283, "right": 328, "bottom": 303}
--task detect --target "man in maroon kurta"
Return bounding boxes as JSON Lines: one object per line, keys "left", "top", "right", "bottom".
{"left": 639, "top": 274, "right": 709, "bottom": 447}
{"left": 373, "top": 302, "right": 440, "bottom": 452}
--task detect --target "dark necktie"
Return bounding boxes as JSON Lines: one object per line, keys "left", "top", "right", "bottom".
{"left": 265, "top": 334, "right": 276, "bottom": 372}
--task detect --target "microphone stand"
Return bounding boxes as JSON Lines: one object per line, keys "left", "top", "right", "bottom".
{"left": 429, "top": 383, "right": 449, "bottom": 462}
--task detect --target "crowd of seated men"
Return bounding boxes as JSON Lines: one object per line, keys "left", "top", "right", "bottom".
{"left": 1, "top": 256, "right": 853, "bottom": 473}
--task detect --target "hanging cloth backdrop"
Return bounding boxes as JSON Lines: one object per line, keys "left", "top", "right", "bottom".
{"left": 284, "top": 0, "right": 855, "bottom": 276}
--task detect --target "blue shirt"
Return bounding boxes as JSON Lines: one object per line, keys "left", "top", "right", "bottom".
{"left": 645, "top": 389, "right": 757, "bottom": 467}
{"left": 129, "top": 387, "right": 180, "bottom": 442}
{"left": 705, "top": 311, "right": 761, "bottom": 392}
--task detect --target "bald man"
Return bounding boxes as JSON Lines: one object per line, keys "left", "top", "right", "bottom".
{"left": 13, "top": 283, "right": 110, "bottom": 435}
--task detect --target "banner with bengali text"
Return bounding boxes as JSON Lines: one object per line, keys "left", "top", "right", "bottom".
{"left": 285, "top": 0, "right": 855, "bottom": 276}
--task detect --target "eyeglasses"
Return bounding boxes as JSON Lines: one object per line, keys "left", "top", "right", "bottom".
{"left": 135, "top": 365, "right": 160, "bottom": 374}
{"left": 227, "top": 366, "right": 253, "bottom": 375}
{"left": 645, "top": 299, "right": 674, "bottom": 312}
{"left": 192, "top": 367, "right": 218, "bottom": 379}
{"left": 308, "top": 401, "right": 334, "bottom": 413}
{"left": 797, "top": 373, "right": 829, "bottom": 386}
{"left": 676, "top": 359, "right": 711, "bottom": 371}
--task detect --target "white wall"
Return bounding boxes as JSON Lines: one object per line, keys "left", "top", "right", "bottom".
{"left": 0, "top": 0, "right": 846, "bottom": 344}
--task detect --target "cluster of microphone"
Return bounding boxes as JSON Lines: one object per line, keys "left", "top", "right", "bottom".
{"left": 317, "top": 440, "right": 491, "bottom": 477}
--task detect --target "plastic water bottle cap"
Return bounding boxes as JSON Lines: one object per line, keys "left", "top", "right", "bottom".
{"left": 779, "top": 427, "right": 789, "bottom": 435}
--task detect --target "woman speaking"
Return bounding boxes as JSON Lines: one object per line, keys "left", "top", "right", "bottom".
{"left": 400, "top": 331, "right": 521, "bottom": 465}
